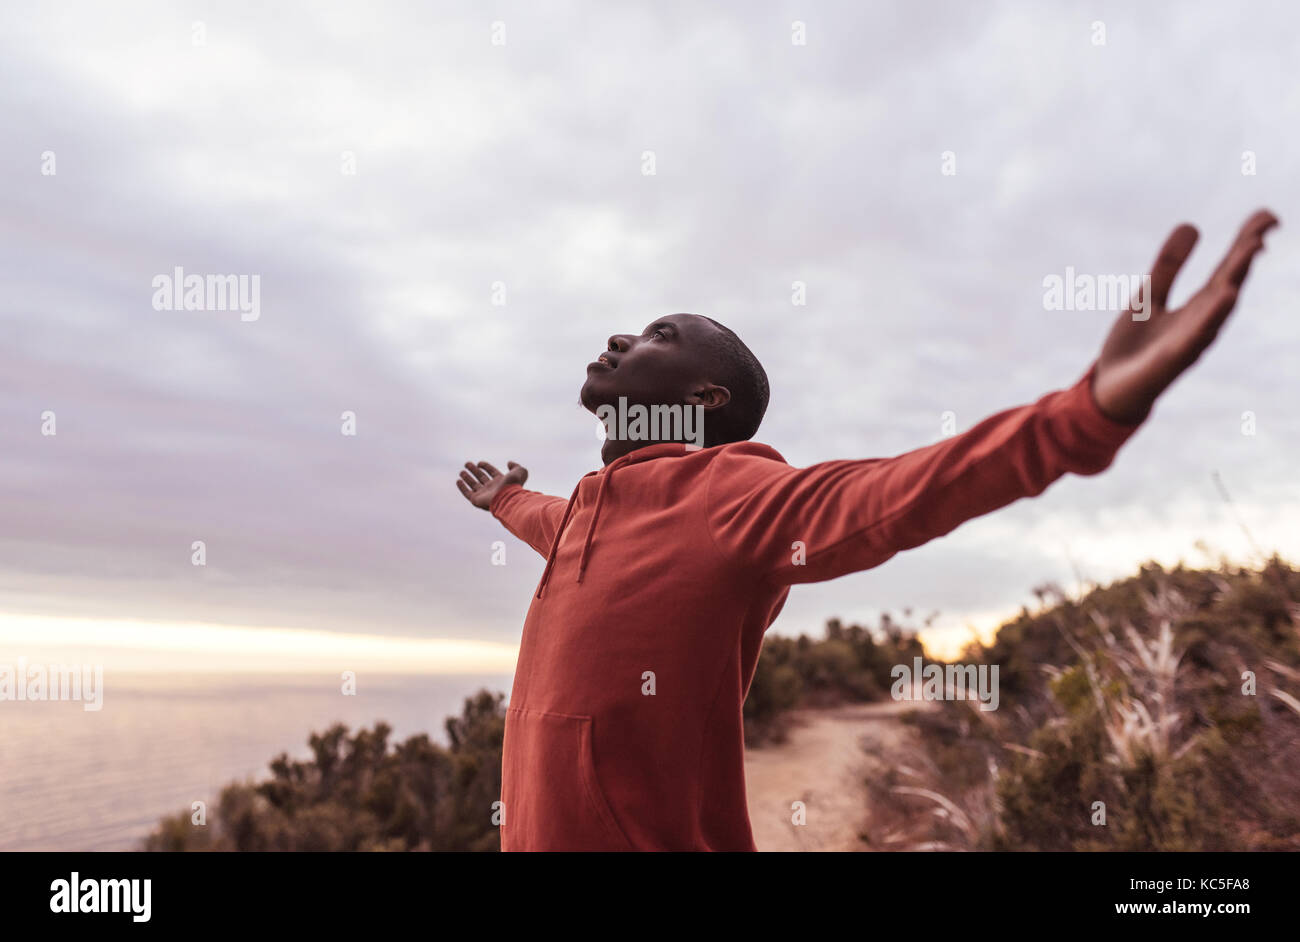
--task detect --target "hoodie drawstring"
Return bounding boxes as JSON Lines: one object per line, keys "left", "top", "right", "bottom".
{"left": 535, "top": 479, "right": 582, "bottom": 599}
{"left": 534, "top": 459, "right": 619, "bottom": 598}
{"left": 576, "top": 464, "right": 613, "bottom": 584}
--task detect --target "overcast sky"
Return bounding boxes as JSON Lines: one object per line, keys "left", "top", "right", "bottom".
{"left": 2, "top": 0, "right": 1297, "bottom": 663}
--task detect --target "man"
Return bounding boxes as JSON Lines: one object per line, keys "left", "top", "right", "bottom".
{"left": 458, "top": 210, "right": 1278, "bottom": 850}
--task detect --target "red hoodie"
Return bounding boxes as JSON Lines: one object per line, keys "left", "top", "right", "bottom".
{"left": 489, "top": 363, "right": 1141, "bottom": 851}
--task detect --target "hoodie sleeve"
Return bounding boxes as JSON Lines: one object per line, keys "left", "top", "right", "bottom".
{"left": 489, "top": 485, "right": 569, "bottom": 559}
{"left": 705, "top": 362, "right": 1142, "bottom": 586}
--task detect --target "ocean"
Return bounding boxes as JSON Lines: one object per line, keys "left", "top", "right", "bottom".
{"left": 0, "top": 672, "right": 514, "bottom": 851}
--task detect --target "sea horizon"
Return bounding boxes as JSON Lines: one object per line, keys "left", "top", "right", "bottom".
{"left": 0, "top": 671, "right": 514, "bottom": 852}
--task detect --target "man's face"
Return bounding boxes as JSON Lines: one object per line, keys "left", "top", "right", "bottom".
{"left": 579, "top": 313, "right": 728, "bottom": 414}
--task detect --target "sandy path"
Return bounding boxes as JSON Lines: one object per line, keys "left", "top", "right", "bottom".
{"left": 743, "top": 701, "right": 923, "bottom": 852}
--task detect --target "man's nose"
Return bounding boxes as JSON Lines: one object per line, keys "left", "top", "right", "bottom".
{"left": 606, "top": 334, "right": 632, "bottom": 353}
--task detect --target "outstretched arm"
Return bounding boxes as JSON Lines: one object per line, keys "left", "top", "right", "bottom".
{"left": 457, "top": 460, "right": 568, "bottom": 559}
{"left": 706, "top": 210, "right": 1280, "bottom": 586}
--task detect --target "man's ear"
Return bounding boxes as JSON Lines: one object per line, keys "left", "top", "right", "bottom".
{"left": 686, "top": 384, "right": 730, "bottom": 410}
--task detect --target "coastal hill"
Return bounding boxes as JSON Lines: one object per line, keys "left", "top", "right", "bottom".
{"left": 145, "top": 558, "right": 1300, "bottom": 852}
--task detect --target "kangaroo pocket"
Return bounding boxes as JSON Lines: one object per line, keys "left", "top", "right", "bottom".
{"left": 501, "top": 707, "right": 634, "bottom": 851}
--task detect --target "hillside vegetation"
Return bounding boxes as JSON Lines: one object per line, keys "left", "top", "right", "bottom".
{"left": 862, "top": 558, "right": 1300, "bottom": 851}
{"left": 145, "top": 558, "right": 1300, "bottom": 851}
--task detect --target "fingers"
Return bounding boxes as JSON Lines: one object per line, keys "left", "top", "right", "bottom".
{"left": 1205, "top": 284, "right": 1240, "bottom": 331}
{"left": 1148, "top": 223, "right": 1199, "bottom": 310}
{"left": 457, "top": 461, "right": 508, "bottom": 499}
{"left": 1216, "top": 233, "right": 1267, "bottom": 290}
{"left": 1238, "top": 208, "right": 1280, "bottom": 242}
{"left": 1210, "top": 208, "right": 1279, "bottom": 288}
{"left": 1178, "top": 285, "right": 1240, "bottom": 371}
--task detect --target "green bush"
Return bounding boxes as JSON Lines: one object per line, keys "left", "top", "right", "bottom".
{"left": 144, "top": 689, "right": 505, "bottom": 852}
{"left": 743, "top": 614, "right": 925, "bottom": 743}
{"left": 891, "top": 558, "right": 1300, "bottom": 851}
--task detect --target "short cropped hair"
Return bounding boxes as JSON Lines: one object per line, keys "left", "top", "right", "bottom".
{"left": 699, "top": 316, "right": 769, "bottom": 446}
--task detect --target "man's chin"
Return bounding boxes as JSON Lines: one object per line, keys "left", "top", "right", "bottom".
{"left": 578, "top": 382, "right": 605, "bottom": 414}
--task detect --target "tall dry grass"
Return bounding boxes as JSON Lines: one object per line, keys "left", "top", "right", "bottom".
{"left": 860, "top": 559, "right": 1300, "bottom": 851}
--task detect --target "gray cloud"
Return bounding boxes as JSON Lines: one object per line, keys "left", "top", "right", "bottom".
{"left": 2, "top": 0, "right": 1297, "bottom": 655}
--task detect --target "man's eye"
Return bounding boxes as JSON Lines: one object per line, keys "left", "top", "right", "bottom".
{"left": 653, "top": 329, "right": 668, "bottom": 340}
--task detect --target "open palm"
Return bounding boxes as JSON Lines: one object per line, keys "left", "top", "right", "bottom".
{"left": 457, "top": 460, "right": 529, "bottom": 511}
{"left": 1092, "top": 209, "right": 1279, "bottom": 424}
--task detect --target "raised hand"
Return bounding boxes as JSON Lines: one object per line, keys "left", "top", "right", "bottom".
{"left": 1092, "top": 209, "right": 1279, "bottom": 424}
{"left": 456, "top": 460, "right": 529, "bottom": 511}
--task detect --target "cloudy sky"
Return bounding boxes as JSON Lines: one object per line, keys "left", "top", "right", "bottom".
{"left": 2, "top": 0, "right": 1297, "bottom": 667}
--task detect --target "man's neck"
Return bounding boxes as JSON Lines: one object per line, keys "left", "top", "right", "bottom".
{"left": 600, "top": 438, "right": 667, "bottom": 466}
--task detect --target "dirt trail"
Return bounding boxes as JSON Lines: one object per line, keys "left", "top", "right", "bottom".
{"left": 743, "top": 700, "right": 925, "bottom": 852}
